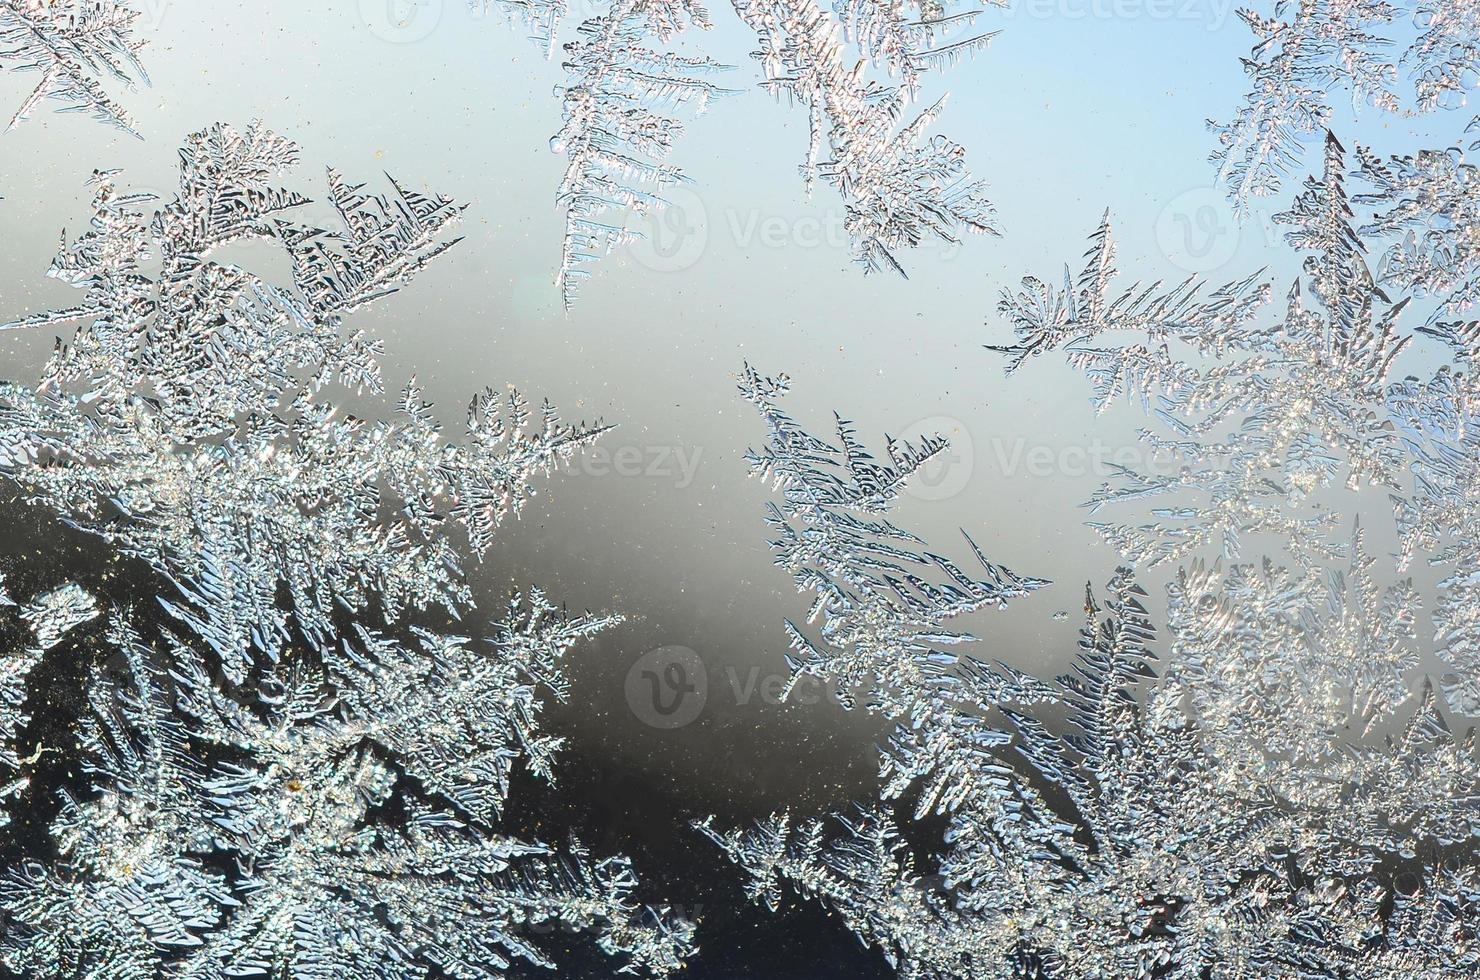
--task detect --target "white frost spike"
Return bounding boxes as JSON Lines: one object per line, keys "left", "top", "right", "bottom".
{"left": 832, "top": 0, "right": 997, "bottom": 90}
{"left": 0, "top": 122, "right": 692, "bottom": 979}
{"left": 320, "top": 590, "right": 624, "bottom": 824}
{"left": 735, "top": 363, "right": 1049, "bottom": 723}
{"left": 706, "top": 418, "right": 1480, "bottom": 973}
{"left": 471, "top": 0, "right": 570, "bottom": 51}
{"left": 1, "top": 604, "right": 695, "bottom": 980}
{"left": 990, "top": 207, "right": 1270, "bottom": 380}
{"left": 705, "top": 536, "right": 1477, "bottom": 974}
{"left": 0, "top": 0, "right": 148, "bottom": 136}
{"left": 734, "top": 0, "right": 997, "bottom": 273}
{"left": 713, "top": 327, "right": 1480, "bottom": 971}
{"left": 552, "top": 0, "right": 735, "bottom": 307}
{"left": 483, "top": 0, "right": 997, "bottom": 296}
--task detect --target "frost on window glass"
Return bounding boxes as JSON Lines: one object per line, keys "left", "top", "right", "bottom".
{"left": 0, "top": 124, "right": 694, "bottom": 980}
{"left": 0, "top": 0, "right": 147, "bottom": 135}
{"left": 701, "top": 130, "right": 1480, "bottom": 972}
{"left": 477, "top": 0, "right": 998, "bottom": 302}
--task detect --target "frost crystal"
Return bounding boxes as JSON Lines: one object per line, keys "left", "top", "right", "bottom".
{"left": 705, "top": 358, "right": 1480, "bottom": 976}
{"left": 2, "top": 606, "right": 694, "bottom": 980}
{"left": 552, "top": 0, "right": 735, "bottom": 307}
{"left": 996, "top": 134, "right": 1409, "bottom": 568}
{"left": 19, "top": 582, "right": 99, "bottom": 652}
{"left": 0, "top": 0, "right": 147, "bottom": 135}
{"left": 472, "top": 0, "right": 570, "bottom": 50}
{"left": 832, "top": 0, "right": 999, "bottom": 91}
{"left": 734, "top": 0, "right": 997, "bottom": 273}
{"left": 963, "top": 123, "right": 1480, "bottom": 973}
{"left": 1211, "top": 0, "right": 1480, "bottom": 204}
{"left": 485, "top": 0, "right": 993, "bottom": 300}
{"left": 994, "top": 129, "right": 1480, "bottom": 731}
{"left": 1356, "top": 118, "right": 1480, "bottom": 329}
{"left": 1385, "top": 353, "right": 1480, "bottom": 714}
{"left": 737, "top": 363, "right": 1051, "bottom": 721}
{"left": 1, "top": 580, "right": 98, "bottom": 829}
{"left": 0, "top": 125, "right": 694, "bottom": 980}
{"left": 0, "top": 122, "right": 608, "bottom": 682}
{"left": 1158, "top": 533, "right": 1426, "bottom": 801}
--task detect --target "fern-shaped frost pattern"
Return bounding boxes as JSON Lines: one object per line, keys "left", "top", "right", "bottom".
{"left": 0, "top": 125, "right": 694, "bottom": 980}
{"left": 0, "top": 0, "right": 147, "bottom": 135}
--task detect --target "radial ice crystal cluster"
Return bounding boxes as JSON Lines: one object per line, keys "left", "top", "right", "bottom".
{"left": 2, "top": 2, "right": 1480, "bottom": 978}
{"left": 0, "top": 123, "right": 694, "bottom": 980}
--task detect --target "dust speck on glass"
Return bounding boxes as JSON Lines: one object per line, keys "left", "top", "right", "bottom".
{"left": 0, "top": 0, "right": 1477, "bottom": 977}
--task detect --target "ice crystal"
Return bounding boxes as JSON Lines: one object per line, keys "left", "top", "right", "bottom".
{"left": 1, "top": 580, "right": 98, "bottom": 829}
{"left": 735, "top": 363, "right": 1048, "bottom": 720}
{"left": 1211, "top": 0, "right": 1480, "bottom": 204}
{"left": 0, "top": 0, "right": 147, "bottom": 136}
{"left": 995, "top": 134, "right": 1410, "bottom": 568}
{"left": 701, "top": 576, "right": 1336, "bottom": 978}
{"left": 832, "top": 0, "right": 999, "bottom": 91}
{"left": 552, "top": 0, "right": 735, "bottom": 307}
{"left": 931, "top": 124, "right": 1480, "bottom": 975}
{"left": 996, "top": 125, "right": 1480, "bottom": 729}
{"left": 1158, "top": 532, "right": 1426, "bottom": 798}
{"left": 994, "top": 129, "right": 1480, "bottom": 736}
{"left": 19, "top": 581, "right": 99, "bottom": 653}
{"left": 734, "top": 0, "right": 997, "bottom": 274}
{"left": 1, "top": 604, "right": 694, "bottom": 979}
{"left": 0, "top": 125, "right": 693, "bottom": 980}
{"left": 473, "top": 0, "right": 570, "bottom": 51}
{"left": 1356, "top": 118, "right": 1480, "bottom": 329}
{"left": 489, "top": 0, "right": 994, "bottom": 300}
{"left": 1385, "top": 360, "right": 1480, "bottom": 714}
{"left": 0, "top": 123, "right": 609, "bottom": 682}
{"left": 703, "top": 375, "right": 1480, "bottom": 973}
